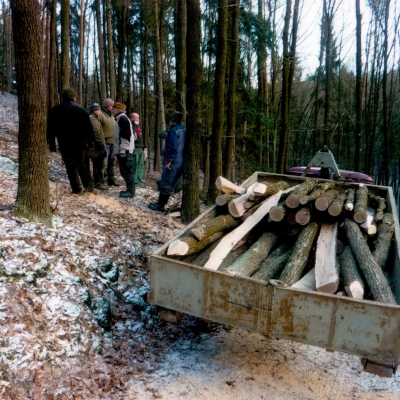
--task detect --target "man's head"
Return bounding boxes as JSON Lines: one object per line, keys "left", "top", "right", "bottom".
{"left": 102, "top": 98, "right": 114, "bottom": 112}
{"left": 62, "top": 87, "right": 77, "bottom": 102}
{"left": 90, "top": 102, "right": 101, "bottom": 116}
{"left": 169, "top": 111, "right": 183, "bottom": 125}
{"left": 130, "top": 113, "right": 140, "bottom": 125}
{"left": 112, "top": 102, "right": 126, "bottom": 116}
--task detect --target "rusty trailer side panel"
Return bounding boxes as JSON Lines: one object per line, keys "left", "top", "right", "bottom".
{"left": 149, "top": 172, "right": 400, "bottom": 367}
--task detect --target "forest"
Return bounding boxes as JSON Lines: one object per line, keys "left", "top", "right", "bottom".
{"left": 2, "top": 0, "right": 400, "bottom": 222}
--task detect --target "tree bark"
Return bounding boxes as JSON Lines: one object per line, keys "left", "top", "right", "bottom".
{"left": 95, "top": 0, "right": 107, "bottom": 101}
{"left": 299, "top": 181, "right": 336, "bottom": 205}
{"left": 339, "top": 245, "right": 364, "bottom": 299}
{"left": 286, "top": 178, "right": 318, "bottom": 209}
{"left": 353, "top": 185, "right": 369, "bottom": 223}
{"left": 60, "top": 0, "right": 70, "bottom": 89}
{"left": 10, "top": 0, "right": 52, "bottom": 226}
{"left": 328, "top": 192, "right": 346, "bottom": 217}
{"left": 343, "top": 218, "right": 396, "bottom": 304}
{"left": 191, "top": 214, "right": 240, "bottom": 241}
{"left": 314, "top": 189, "right": 339, "bottom": 211}
{"left": 167, "top": 232, "right": 224, "bottom": 256}
{"left": 372, "top": 213, "right": 395, "bottom": 269}
{"left": 252, "top": 246, "right": 293, "bottom": 281}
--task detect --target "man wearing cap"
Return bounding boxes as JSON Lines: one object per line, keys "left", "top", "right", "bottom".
{"left": 112, "top": 102, "right": 135, "bottom": 198}
{"left": 89, "top": 102, "right": 108, "bottom": 190}
{"left": 148, "top": 111, "right": 186, "bottom": 212}
{"left": 47, "top": 87, "right": 95, "bottom": 194}
{"left": 100, "top": 98, "right": 119, "bottom": 186}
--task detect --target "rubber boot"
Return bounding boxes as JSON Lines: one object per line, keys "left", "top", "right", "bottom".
{"left": 119, "top": 181, "right": 135, "bottom": 198}
{"left": 148, "top": 193, "right": 170, "bottom": 212}
{"left": 107, "top": 166, "right": 121, "bottom": 186}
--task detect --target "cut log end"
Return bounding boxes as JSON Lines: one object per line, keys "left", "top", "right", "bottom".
{"left": 344, "top": 281, "right": 364, "bottom": 299}
{"left": 353, "top": 211, "right": 367, "bottom": 224}
{"left": 167, "top": 239, "right": 189, "bottom": 256}
{"left": 328, "top": 204, "right": 342, "bottom": 216}
{"left": 316, "top": 281, "right": 339, "bottom": 294}
{"left": 315, "top": 197, "right": 329, "bottom": 211}
{"left": 286, "top": 194, "right": 300, "bottom": 209}
{"left": 270, "top": 207, "right": 285, "bottom": 222}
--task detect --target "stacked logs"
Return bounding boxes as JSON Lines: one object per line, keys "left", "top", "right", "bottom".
{"left": 166, "top": 176, "right": 397, "bottom": 305}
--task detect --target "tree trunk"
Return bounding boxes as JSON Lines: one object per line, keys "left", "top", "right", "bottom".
{"left": 181, "top": 0, "right": 201, "bottom": 223}
{"left": 223, "top": 0, "right": 239, "bottom": 180}
{"left": 206, "top": 0, "right": 228, "bottom": 205}
{"left": 105, "top": 0, "right": 116, "bottom": 99}
{"left": 95, "top": 0, "right": 107, "bottom": 101}
{"left": 343, "top": 218, "right": 396, "bottom": 304}
{"left": 174, "top": 0, "right": 186, "bottom": 114}
{"left": 354, "top": 0, "right": 362, "bottom": 171}
{"left": 60, "top": 0, "right": 70, "bottom": 89}
{"left": 48, "top": 0, "right": 58, "bottom": 109}
{"left": 10, "top": 0, "right": 52, "bottom": 227}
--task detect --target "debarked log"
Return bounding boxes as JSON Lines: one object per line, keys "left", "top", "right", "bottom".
{"left": 215, "top": 176, "right": 246, "bottom": 195}
{"left": 228, "top": 182, "right": 263, "bottom": 218}
{"left": 291, "top": 268, "right": 316, "bottom": 291}
{"left": 226, "top": 231, "right": 279, "bottom": 276}
{"left": 343, "top": 218, "right": 396, "bottom": 304}
{"left": 279, "top": 222, "right": 319, "bottom": 286}
{"left": 285, "top": 178, "right": 318, "bottom": 209}
{"left": 167, "top": 231, "right": 224, "bottom": 256}
{"left": 339, "top": 245, "right": 364, "bottom": 299}
{"left": 191, "top": 214, "right": 241, "bottom": 241}
{"left": 315, "top": 222, "right": 339, "bottom": 293}
{"left": 372, "top": 213, "right": 395, "bottom": 269}
{"left": 203, "top": 191, "right": 282, "bottom": 270}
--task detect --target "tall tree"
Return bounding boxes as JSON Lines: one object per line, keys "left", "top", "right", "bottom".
{"left": 182, "top": 0, "right": 202, "bottom": 223}
{"left": 48, "top": 0, "right": 58, "bottom": 109}
{"left": 223, "top": 0, "right": 239, "bottom": 180}
{"left": 354, "top": 0, "right": 362, "bottom": 172}
{"left": 95, "top": 0, "right": 107, "bottom": 101}
{"left": 175, "top": 0, "right": 186, "bottom": 114}
{"left": 10, "top": 0, "right": 52, "bottom": 226}
{"left": 60, "top": 0, "right": 70, "bottom": 89}
{"left": 105, "top": 0, "right": 116, "bottom": 99}
{"left": 207, "top": 0, "right": 228, "bottom": 204}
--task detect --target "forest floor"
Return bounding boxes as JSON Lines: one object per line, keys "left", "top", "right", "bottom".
{"left": 0, "top": 92, "right": 399, "bottom": 399}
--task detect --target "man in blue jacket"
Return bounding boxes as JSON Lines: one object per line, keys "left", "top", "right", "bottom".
{"left": 148, "top": 112, "right": 186, "bottom": 212}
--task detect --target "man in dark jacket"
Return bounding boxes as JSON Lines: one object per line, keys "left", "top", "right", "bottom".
{"left": 47, "top": 87, "right": 95, "bottom": 194}
{"left": 148, "top": 111, "right": 186, "bottom": 212}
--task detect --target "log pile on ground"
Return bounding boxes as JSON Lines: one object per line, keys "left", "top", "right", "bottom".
{"left": 166, "top": 176, "right": 398, "bottom": 305}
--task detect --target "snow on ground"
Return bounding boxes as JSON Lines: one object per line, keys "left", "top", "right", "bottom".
{"left": 0, "top": 92, "right": 399, "bottom": 399}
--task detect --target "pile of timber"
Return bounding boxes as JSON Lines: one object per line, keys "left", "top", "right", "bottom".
{"left": 166, "top": 176, "right": 397, "bottom": 305}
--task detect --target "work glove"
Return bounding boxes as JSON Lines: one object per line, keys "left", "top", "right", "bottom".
{"left": 99, "top": 145, "right": 107, "bottom": 159}
{"left": 49, "top": 143, "right": 57, "bottom": 153}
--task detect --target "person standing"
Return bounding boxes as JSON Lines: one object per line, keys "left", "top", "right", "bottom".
{"left": 130, "top": 112, "right": 146, "bottom": 187}
{"left": 88, "top": 102, "right": 108, "bottom": 190}
{"left": 112, "top": 102, "right": 136, "bottom": 198}
{"left": 100, "top": 98, "right": 119, "bottom": 186}
{"left": 148, "top": 111, "right": 186, "bottom": 211}
{"left": 47, "top": 87, "right": 94, "bottom": 194}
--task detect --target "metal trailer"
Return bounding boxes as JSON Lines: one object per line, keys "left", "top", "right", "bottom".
{"left": 149, "top": 172, "right": 400, "bottom": 378}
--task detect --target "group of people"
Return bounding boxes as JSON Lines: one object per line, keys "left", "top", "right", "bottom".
{"left": 47, "top": 88, "right": 146, "bottom": 199}
{"left": 47, "top": 87, "right": 186, "bottom": 212}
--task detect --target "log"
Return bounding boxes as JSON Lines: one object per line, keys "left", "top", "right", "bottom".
{"left": 285, "top": 178, "right": 318, "bottom": 209}
{"left": 314, "top": 189, "right": 339, "bottom": 211}
{"left": 226, "top": 231, "right": 279, "bottom": 276}
{"left": 328, "top": 192, "right": 346, "bottom": 217}
{"left": 248, "top": 181, "right": 290, "bottom": 201}
{"left": 228, "top": 182, "right": 263, "bottom": 218}
{"left": 344, "top": 188, "right": 355, "bottom": 211}
{"left": 295, "top": 205, "right": 312, "bottom": 226}
{"left": 279, "top": 222, "right": 319, "bottom": 285}
{"left": 315, "top": 222, "right": 339, "bottom": 293}
{"left": 353, "top": 185, "right": 369, "bottom": 223}
{"left": 269, "top": 201, "right": 287, "bottom": 222}
{"left": 167, "top": 231, "right": 224, "bottom": 256}
{"left": 360, "top": 207, "right": 377, "bottom": 236}
{"left": 299, "top": 181, "right": 336, "bottom": 205}
{"left": 191, "top": 214, "right": 241, "bottom": 241}
{"left": 191, "top": 237, "right": 224, "bottom": 267}
{"left": 203, "top": 191, "right": 282, "bottom": 270}
{"left": 286, "top": 211, "right": 298, "bottom": 225}
{"left": 252, "top": 245, "right": 293, "bottom": 281}
{"left": 219, "top": 242, "right": 251, "bottom": 270}
{"left": 291, "top": 268, "right": 316, "bottom": 291}
{"left": 372, "top": 213, "right": 395, "bottom": 269}
{"left": 369, "top": 194, "right": 386, "bottom": 210}
{"left": 215, "top": 176, "right": 246, "bottom": 195}
{"left": 343, "top": 218, "right": 396, "bottom": 304}
{"left": 216, "top": 193, "right": 240, "bottom": 206}
{"left": 339, "top": 246, "right": 364, "bottom": 299}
